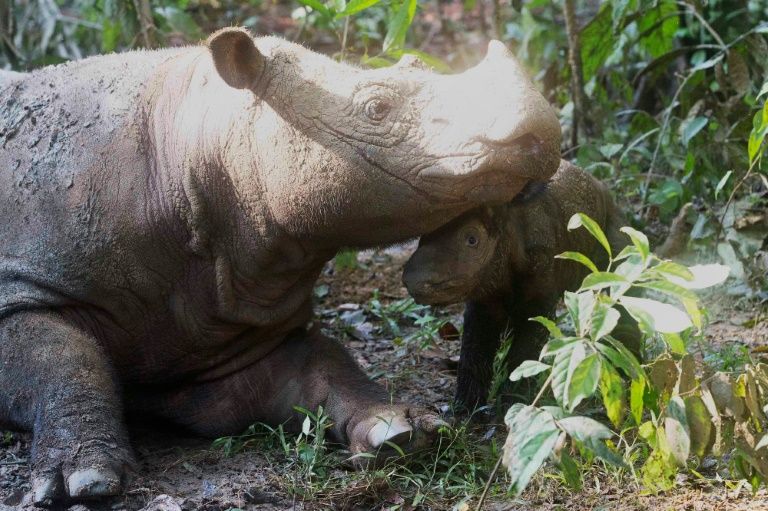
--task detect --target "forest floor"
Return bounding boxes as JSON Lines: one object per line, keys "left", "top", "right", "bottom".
{"left": 1, "top": 244, "right": 767, "bottom": 511}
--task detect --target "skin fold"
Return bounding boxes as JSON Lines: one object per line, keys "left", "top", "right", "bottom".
{"left": 0, "top": 28, "right": 561, "bottom": 505}
{"left": 403, "top": 160, "right": 640, "bottom": 410}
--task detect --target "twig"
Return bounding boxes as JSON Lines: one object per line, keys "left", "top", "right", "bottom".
{"left": 640, "top": 72, "right": 692, "bottom": 207}
{"left": 340, "top": 16, "right": 350, "bottom": 61}
{"left": 132, "top": 0, "right": 156, "bottom": 48}
{"left": 492, "top": 0, "right": 503, "bottom": 40}
{"left": 475, "top": 374, "right": 553, "bottom": 511}
{"left": 563, "top": 0, "right": 587, "bottom": 148}
{"left": 716, "top": 151, "right": 763, "bottom": 244}
{"left": 675, "top": 1, "right": 726, "bottom": 49}
{"left": 0, "top": 459, "right": 28, "bottom": 466}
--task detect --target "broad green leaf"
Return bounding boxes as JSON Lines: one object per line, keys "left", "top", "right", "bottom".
{"left": 596, "top": 343, "right": 639, "bottom": 380}
{"left": 619, "top": 297, "right": 693, "bottom": 334}
{"left": 715, "top": 170, "right": 732, "bottom": 199}
{"left": 611, "top": 0, "right": 635, "bottom": 31}
{"left": 580, "top": 272, "right": 629, "bottom": 292}
{"left": 690, "top": 54, "right": 723, "bottom": 72}
{"left": 613, "top": 244, "right": 638, "bottom": 262}
{"left": 613, "top": 254, "right": 645, "bottom": 288}
{"left": 564, "top": 291, "right": 596, "bottom": 337}
{"left": 509, "top": 360, "right": 551, "bottom": 382}
{"left": 599, "top": 143, "right": 623, "bottom": 159}
{"left": 567, "top": 213, "right": 612, "bottom": 257}
{"left": 580, "top": 4, "right": 613, "bottom": 81}
{"left": 529, "top": 316, "right": 564, "bottom": 339}
{"left": 552, "top": 342, "right": 584, "bottom": 407}
{"left": 556, "top": 251, "right": 599, "bottom": 274}
{"left": 558, "top": 451, "right": 583, "bottom": 491}
{"left": 558, "top": 416, "right": 626, "bottom": 467}
{"left": 641, "top": 446, "right": 677, "bottom": 492}
{"left": 636, "top": 280, "right": 699, "bottom": 302}
{"left": 662, "top": 332, "right": 686, "bottom": 355}
{"left": 398, "top": 49, "right": 451, "bottom": 73}
{"left": 680, "top": 116, "right": 708, "bottom": 146}
{"left": 503, "top": 405, "right": 560, "bottom": 496}
{"left": 667, "top": 264, "right": 730, "bottom": 290}
{"left": 638, "top": 421, "right": 656, "bottom": 446}
{"left": 567, "top": 353, "right": 602, "bottom": 411}
{"left": 589, "top": 302, "right": 620, "bottom": 341}
{"left": 155, "top": 7, "right": 203, "bottom": 40}
{"left": 541, "top": 337, "right": 582, "bottom": 359}
{"left": 664, "top": 396, "right": 690, "bottom": 467}
{"left": 604, "top": 336, "right": 645, "bottom": 379}
{"left": 335, "top": 0, "right": 381, "bottom": 18}
{"left": 600, "top": 363, "right": 626, "bottom": 428}
{"left": 637, "top": 0, "right": 678, "bottom": 58}
{"left": 758, "top": 81, "right": 768, "bottom": 100}
{"left": 749, "top": 100, "right": 768, "bottom": 163}
{"left": 383, "top": 0, "right": 417, "bottom": 53}
{"left": 652, "top": 261, "right": 694, "bottom": 281}
{"left": 619, "top": 226, "right": 650, "bottom": 261}
{"left": 102, "top": 19, "right": 121, "bottom": 53}
{"left": 360, "top": 56, "right": 395, "bottom": 68}
{"left": 681, "top": 297, "right": 703, "bottom": 331}
{"left": 295, "top": 0, "right": 332, "bottom": 16}
{"left": 630, "top": 377, "right": 646, "bottom": 425}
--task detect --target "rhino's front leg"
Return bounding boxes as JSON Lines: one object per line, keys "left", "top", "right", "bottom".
{"left": 0, "top": 311, "right": 131, "bottom": 506}
{"left": 156, "top": 327, "right": 445, "bottom": 465}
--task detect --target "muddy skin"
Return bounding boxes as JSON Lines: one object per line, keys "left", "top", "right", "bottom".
{"left": 403, "top": 160, "right": 639, "bottom": 410}
{"left": 0, "top": 28, "right": 561, "bottom": 506}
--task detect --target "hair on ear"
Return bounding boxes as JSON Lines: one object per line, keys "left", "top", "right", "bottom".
{"left": 207, "top": 27, "right": 264, "bottom": 90}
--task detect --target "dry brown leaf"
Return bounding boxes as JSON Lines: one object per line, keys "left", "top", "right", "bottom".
{"left": 708, "top": 372, "right": 746, "bottom": 420}
{"left": 684, "top": 395, "right": 712, "bottom": 459}
{"left": 676, "top": 354, "right": 697, "bottom": 396}
{"left": 726, "top": 50, "right": 750, "bottom": 96}
{"left": 699, "top": 382, "right": 723, "bottom": 456}
{"left": 649, "top": 356, "right": 679, "bottom": 401}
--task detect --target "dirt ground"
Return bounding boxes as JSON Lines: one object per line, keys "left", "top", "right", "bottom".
{"left": 1, "top": 244, "right": 767, "bottom": 511}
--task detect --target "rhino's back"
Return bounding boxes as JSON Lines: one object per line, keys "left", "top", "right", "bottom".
{"left": 0, "top": 49, "right": 197, "bottom": 317}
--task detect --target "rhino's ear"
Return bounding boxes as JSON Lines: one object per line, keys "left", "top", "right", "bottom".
{"left": 207, "top": 27, "right": 264, "bottom": 90}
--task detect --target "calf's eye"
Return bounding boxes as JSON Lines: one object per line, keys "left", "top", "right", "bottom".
{"left": 364, "top": 98, "right": 392, "bottom": 121}
{"left": 466, "top": 235, "right": 478, "bottom": 247}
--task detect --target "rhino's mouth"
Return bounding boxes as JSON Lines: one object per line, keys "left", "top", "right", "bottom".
{"left": 416, "top": 134, "right": 555, "bottom": 202}
{"left": 406, "top": 278, "right": 468, "bottom": 306}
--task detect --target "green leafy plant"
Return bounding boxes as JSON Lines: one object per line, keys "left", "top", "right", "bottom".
{"left": 494, "top": 213, "right": 768, "bottom": 498}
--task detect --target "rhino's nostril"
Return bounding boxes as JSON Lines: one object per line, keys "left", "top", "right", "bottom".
{"left": 510, "top": 133, "right": 543, "bottom": 153}
{"left": 480, "top": 133, "right": 543, "bottom": 154}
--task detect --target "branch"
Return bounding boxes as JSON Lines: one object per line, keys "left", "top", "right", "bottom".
{"left": 132, "top": 0, "right": 156, "bottom": 49}
{"left": 563, "top": 0, "right": 587, "bottom": 148}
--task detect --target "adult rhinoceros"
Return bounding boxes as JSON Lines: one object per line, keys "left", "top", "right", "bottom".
{"left": 0, "top": 28, "right": 560, "bottom": 505}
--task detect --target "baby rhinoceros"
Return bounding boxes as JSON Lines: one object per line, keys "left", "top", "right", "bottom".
{"left": 402, "top": 161, "right": 632, "bottom": 410}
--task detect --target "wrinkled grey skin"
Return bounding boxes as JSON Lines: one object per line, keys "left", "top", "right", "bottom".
{"left": 0, "top": 70, "right": 25, "bottom": 86}
{"left": 0, "top": 28, "right": 561, "bottom": 506}
{"left": 403, "top": 161, "right": 635, "bottom": 409}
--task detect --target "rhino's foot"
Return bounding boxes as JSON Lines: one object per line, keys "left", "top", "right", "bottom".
{"left": 31, "top": 431, "right": 131, "bottom": 507}
{"left": 347, "top": 405, "right": 448, "bottom": 468}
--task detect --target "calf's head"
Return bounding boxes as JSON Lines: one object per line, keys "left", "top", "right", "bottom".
{"left": 207, "top": 28, "right": 561, "bottom": 244}
{"left": 403, "top": 208, "right": 503, "bottom": 305}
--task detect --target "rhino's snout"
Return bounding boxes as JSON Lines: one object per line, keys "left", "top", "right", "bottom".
{"left": 403, "top": 263, "right": 464, "bottom": 306}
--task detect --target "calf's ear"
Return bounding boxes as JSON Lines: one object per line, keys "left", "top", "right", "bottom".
{"left": 207, "top": 27, "right": 264, "bottom": 90}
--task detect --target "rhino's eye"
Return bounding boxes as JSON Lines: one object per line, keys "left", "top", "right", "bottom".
{"left": 466, "top": 235, "right": 479, "bottom": 247}
{"left": 364, "top": 98, "right": 392, "bottom": 121}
